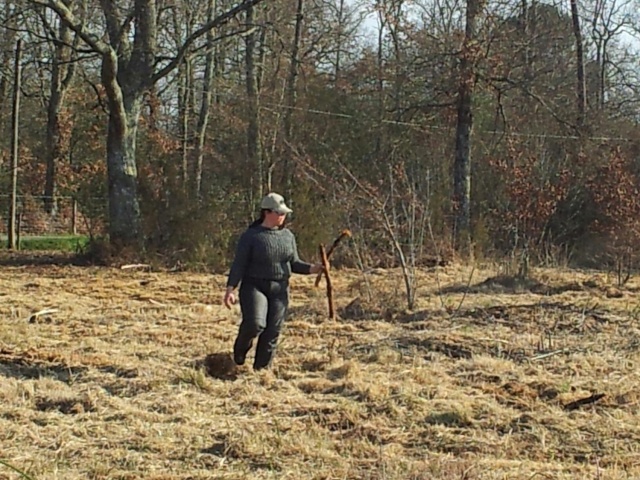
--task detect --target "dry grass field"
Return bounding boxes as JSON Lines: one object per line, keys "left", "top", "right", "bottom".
{"left": 0, "top": 252, "right": 639, "bottom": 479}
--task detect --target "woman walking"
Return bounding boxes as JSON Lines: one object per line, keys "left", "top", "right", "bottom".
{"left": 223, "top": 193, "right": 323, "bottom": 370}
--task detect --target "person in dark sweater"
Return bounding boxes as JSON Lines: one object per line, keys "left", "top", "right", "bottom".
{"left": 223, "top": 192, "right": 323, "bottom": 370}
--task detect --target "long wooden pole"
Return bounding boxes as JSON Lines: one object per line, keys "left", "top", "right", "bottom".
{"left": 319, "top": 244, "right": 335, "bottom": 320}
{"left": 8, "top": 39, "right": 22, "bottom": 250}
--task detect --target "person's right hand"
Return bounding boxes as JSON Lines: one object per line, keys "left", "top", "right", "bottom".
{"left": 309, "top": 263, "right": 324, "bottom": 274}
{"left": 223, "top": 289, "right": 237, "bottom": 309}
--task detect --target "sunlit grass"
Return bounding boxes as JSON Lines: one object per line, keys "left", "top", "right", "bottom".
{"left": 0, "top": 256, "right": 638, "bottom": 479}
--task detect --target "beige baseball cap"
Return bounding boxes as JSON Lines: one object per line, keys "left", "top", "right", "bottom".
{"left": 260, "top": 192, "right": 293, "bottom": 214}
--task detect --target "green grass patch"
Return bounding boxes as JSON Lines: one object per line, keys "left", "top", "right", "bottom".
{"left": 0, "top": 235, "right": 89, "bottom": 252}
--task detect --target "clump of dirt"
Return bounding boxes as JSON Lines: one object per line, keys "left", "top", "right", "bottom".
{"left": 35, "top": 396, "right": 95, "bottom": 414}
{"left": 477, "top": 275, "right": 546, "bottom": 293}
{"left": 203, "top": 353, "right": 239, "bottom": 380}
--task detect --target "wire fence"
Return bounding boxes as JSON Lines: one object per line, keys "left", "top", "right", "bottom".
{"left": 0, "top": 194, "right": 106, "bottom": 237}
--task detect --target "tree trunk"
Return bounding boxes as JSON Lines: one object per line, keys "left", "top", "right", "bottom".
{"left": 245, "top": 4, "right": 263, "bottom": 200}
{"left": 599, "top": 46, "right": 606, "bottom": 110}
{"left": 453, "top": 89, "right": 472, "bottom": 253}
{"left": 593, "top": 17, "right": 610, "bottom": 111}
{"left": 0, "top": 0, "right": 16, "bottom": 133}
{"left": 282, "top": 0, "right": 304, "bottom": 197}
{"left": 45, "top": 92, "right": 62, "bottom": 216}
{"left": 105, "top": 97, "right": 143, "bottom": 248}
{"left": 388, "top": 0, "right": 404, "bottom": 120}
{"left": 453, "top": 0, "right": 482, "bottom": 255}
{"left": 174, "top": 4, "right": 194, "bottom": 188}
{"left": 102, "top": 51, "right": 142, "bottom": 249}
{"left": 334, "top": 0, "right": 344, "bottom": 84}
{"left": 179, "top": 58, "right": 192, "bottom": 187}
{"left": 8, "top": 39, "right": 21, "bottom": 251}
{"left": 570, "top": 0, "right": 586, "bottom": 126}
{"left": 193, "top": 0, "right": 217, "bottom": 198}
{"left": 593, "top": 25, "right": 603, "bottom": 110}
{"left": 45, "top": 16, "right": 75, "bottom": 215}
{"left": 256, "top": 4, "right": 269, "bottom": 93}
{"left": 521, "top": 0, "right": 532, "bottom": 85}
{"left": 375, "top": 3, "right": 386, "bottom": 161}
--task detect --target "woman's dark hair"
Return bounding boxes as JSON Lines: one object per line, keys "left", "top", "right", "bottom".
{"left": 249, "top": 209, "right": 286, "bottom": 229}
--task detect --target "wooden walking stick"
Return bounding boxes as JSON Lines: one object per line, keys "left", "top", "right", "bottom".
{"left": 319, "top": 244, "right": 335, "bottom": 320}
{"left": 314, "top": 229, "right": 352, "bottom": 287}
{"left": 316, "top": 230, "right": 351, "bottom": 320}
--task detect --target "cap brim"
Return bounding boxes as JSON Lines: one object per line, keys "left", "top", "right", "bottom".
{"left": 276, "top": 207, "right": 292, "bottom": 214}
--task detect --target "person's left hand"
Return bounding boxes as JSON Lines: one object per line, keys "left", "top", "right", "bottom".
{"left": 310, "top": 263, "right": 324, "bottom": 274}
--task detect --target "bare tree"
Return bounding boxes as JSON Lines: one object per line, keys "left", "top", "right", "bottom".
{"left": 586, "top": 0, "right": 633, "bottom": 110}
{"left": 453, "top": 0, "right": 484, "bottom": 255}
{"left": 570, "top": 0, "right": 587, "bottom": 125}
{"left": 297, "top": 148, "right": 428, "bottom": 310}
{"left": 8, "top": 39, "right": 21, "bottom": 250}
{"left": 374, "top": 0, "right": 387, "bottom": 159}
{"left": 335, "top": 0, "right": 345, "bottom": 83}
{"left": 32, "top": 0, "right": 267, "bottom": 249}
{"left": 40, "top": 0, "right": 85, "bottom": 215}
{"left": 386, "top": 0, "right": 405, "bottom": 118}
{"left": 0, "top": 0, "right": 17, "bottom": 132}
{"left": 282, "top": 0, "right": 304, "bottom": 197}
{"left": 304, "top": 0, "right": 365, "bottom": 85}
{"left": 245, "top": 2, "right": 263, "bottom": 202}
{"left": 171, "top": 0, "right": 198, "bottom": 188}
{"left": 192, "top": 0, "right": 218, "bottom": 198}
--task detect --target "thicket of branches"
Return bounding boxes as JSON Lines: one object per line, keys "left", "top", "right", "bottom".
{"left": 1, "top": 0, "right": 640, "bottom": 275}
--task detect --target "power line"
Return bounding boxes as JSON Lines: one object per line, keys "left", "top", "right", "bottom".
{"left": 162, "top": 84, "right": 635, "bottom": 143}
{"left": 260, "top": 103, "right": 633, "bottom": 142}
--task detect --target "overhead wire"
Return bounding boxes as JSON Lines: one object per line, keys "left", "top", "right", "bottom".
{"left": 157, "top": 84, "right": 635, "bottom": 143}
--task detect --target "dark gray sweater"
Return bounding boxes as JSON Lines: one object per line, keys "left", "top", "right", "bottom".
{"left": 226, "top": 225, "right": 312, "bottom": 288}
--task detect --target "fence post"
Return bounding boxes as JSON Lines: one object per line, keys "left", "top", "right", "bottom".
{"left": 71, "top": 197, "right": 77, "bottom": 235}
{"left": 16, "top": 211, "right": 21, "bottom": 250}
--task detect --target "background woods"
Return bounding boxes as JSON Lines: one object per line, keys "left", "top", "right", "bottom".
{"left": 0, "top": 0, "right": 639, "bottom": 273}
{"left": 2, "top": 4, "right": 640, "bottom": 478}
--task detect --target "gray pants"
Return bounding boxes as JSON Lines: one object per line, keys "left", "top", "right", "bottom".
{"left": 233, "top": 278, "right": 289, "bottom": 370}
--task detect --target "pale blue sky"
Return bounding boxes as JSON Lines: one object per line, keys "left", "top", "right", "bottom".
{"left": 349, "top": 0, "right": 639, "bottom": 53}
